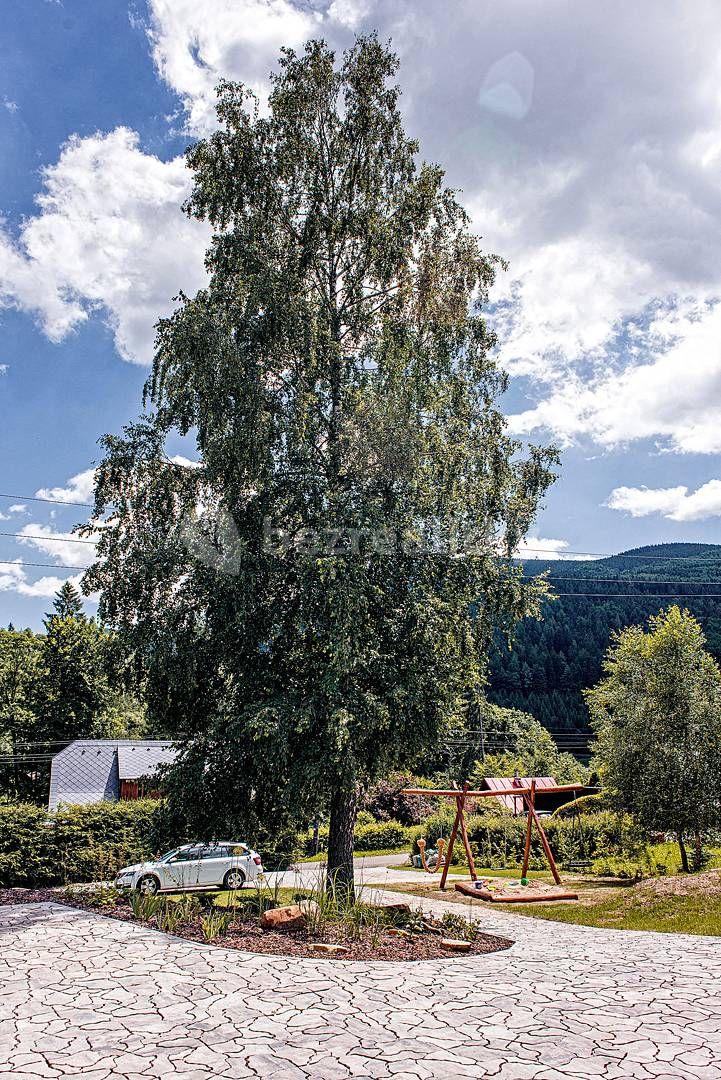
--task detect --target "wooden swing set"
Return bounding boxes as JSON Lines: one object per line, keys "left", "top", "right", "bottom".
{"left": 402, "top": 781, "right": 582, "bottom": 902}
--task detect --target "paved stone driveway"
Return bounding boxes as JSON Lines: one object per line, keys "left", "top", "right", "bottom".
{"left": 1, "top": 898, "right": 720, "bottom": 1079}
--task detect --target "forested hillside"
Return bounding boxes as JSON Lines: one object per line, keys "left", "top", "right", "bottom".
{"left": 489, "top": 543, "right": 721, "bottom": 730}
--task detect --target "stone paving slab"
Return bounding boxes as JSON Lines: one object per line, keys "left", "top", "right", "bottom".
{"left": 0, "top": 900, "right": 720, "bottom": 1079}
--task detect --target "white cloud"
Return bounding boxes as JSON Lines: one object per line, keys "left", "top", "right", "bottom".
{"left": 168, "top": 454, "right": 201, "bottom": 469}
{"left": 0, "top": 560, "right": 87, "bottom": 600}
{"left": 17, "top": 524, "right": 97, "bottom": 569}
{"left": 141, "top": 0, "right": 721, "bottom": 454}
{"left": 146, "top": 0, "right": 321, "bottom": 135}
{"left": 3, "top": 0, "right": 721, "bottom": 442}
{"left": 0, "top": 128, "right": 209, "bottom": 363}
{"left": 608, "top": 479, "right": 721, "bottom": 522}
{"left": 2, "top": 98, "right": 18, "bottom": 114}
{"left": 513, "top": 536, "right": 596, "bottom": 561}
{"left": 0, "top": 503, "right": 25, "bottom": 520}
{"left": 36, "top": 468, "right": 97, "bottom": 505}
{"left": 508, "top": 301, "right": 721, "bottom": 453}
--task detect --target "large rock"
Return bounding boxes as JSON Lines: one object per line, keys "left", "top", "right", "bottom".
{"left": 260, "top": 904, "right": 307, "bottom": 931}
{"left": 375, "top": 902, "right": 411, "bottom": 916}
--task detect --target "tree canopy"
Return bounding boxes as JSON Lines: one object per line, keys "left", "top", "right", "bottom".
{"left": 467, "top": 704, "right": 587, "bottom": 787}
{"left": 0, "top": 587, "right": 148, "bottom": 801}
{"left": 586, "top": 605, "right": 721, "bottom": 870}
{"left": 85, "top": 36, "right": 556, "bottom": 891}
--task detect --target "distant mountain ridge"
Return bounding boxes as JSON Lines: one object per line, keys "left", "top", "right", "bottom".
{"left": 488, "top": 542, "right": 721, "bottom": 731}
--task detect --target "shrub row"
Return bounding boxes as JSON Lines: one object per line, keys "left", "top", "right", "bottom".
{"left": 410, "top": 809, "right": 639, "bottom": 870}
{"left": 1, "top": 798, "right": 643, "bottom": 888}
{"left": 0, "top": 800, "right": 171, "bottom": 887}
{"left": 298, "top": 818, "right": 412, "bottom": 856}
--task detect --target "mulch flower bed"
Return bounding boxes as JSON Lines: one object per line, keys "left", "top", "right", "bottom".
{"left": 1, "top": 887, "right": 513, "bottom": 962}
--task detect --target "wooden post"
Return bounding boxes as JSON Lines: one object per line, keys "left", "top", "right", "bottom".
{"left": 457, "top": 783, "right": 477, "bottom": 881}
{"left": 523, "top": 790, "right": 562, "bottom": 885}
{"left": 521, "top": 779, "right": 535, "bottom": 879}
{"left": 439, "top": 799, "right": 462, "bottom": 891}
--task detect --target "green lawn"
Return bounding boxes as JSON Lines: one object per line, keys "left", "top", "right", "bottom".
{"left": 504, "top": 891, "right": 721, "bottom": 935}
{"left": 383, "top": 877, "right": 721, "bottom": 936}
{"left": 301, "top": 846, "right": 410, "bottom": 863}
{"left": 162, "top": 886, "right": 303, "bottom": 908}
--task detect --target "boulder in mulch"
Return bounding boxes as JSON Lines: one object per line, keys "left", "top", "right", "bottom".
{"left": 375, "top": 901, "right": 411, "bottom": 916}
{"left": 260, "top": 904, "right": 307, "bottom": 931}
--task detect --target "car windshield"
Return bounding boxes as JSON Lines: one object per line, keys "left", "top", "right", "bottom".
{"left": 159, "top": 849, "right": 179, "bottom": 862}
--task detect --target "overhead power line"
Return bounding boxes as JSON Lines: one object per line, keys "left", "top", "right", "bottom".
{"left": 548, "top": 592, "right": 721, "bottom": 598}
{"left": 547, "top": 575, "right": 721, "bottom": 585}
{"left": 0, "top": 531, "right": 96, "bottom": 544}
{"left": 0, "top": 462, "right": 200, "bottom": 513}
{"left": 3, "top": 527, "right": 721, "bottom": 561}
{"left": 0, "top": 559, "right": 88, "bottom": 571}
{"left": 0, "top": 492, "right": 94, "bottom": 508}
{"left": 519, "top": 547, "right": 721, "bottom": 561}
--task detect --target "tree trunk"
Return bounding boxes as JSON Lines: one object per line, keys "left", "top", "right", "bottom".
{"left": 677, "top": 831, "right": 690, "bottom": 873}
{"left": 693, "top": 832, "right": 703, "bottom": 872}
{"left": 326, "top": 786, "right": 358, "bottom": 901}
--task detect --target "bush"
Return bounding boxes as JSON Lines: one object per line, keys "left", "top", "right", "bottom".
{"left": 0, "top": 800, "right": 174, "bottom": 888}
{"left": 353, "top": 820, "right": 410, "bottom": 851}
{"left": 52, "top": 801, "right": 164, "bottom": 884}
{"left": 361, "top": 772, "right": 439, "bottom": 825}
{"left": 409, "top": 808, "right": 641, "bottom": 871}
{"left": 0, "top": 803, "right": 54, "bottom": 887}
{"left": 297, "top": 818, "right": 412, "bottom": 856}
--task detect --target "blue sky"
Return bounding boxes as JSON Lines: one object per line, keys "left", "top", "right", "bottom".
{"left": 2, "top": 0, "right": 721, "bottom": 628}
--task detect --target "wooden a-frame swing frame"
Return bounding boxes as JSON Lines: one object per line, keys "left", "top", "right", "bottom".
{"left": 402, "top": 781, "right": 584, "bottom": 889}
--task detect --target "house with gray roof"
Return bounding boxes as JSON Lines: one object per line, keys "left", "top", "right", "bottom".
{"left": 48, "top": 739, "right": 177, "bottom": 811}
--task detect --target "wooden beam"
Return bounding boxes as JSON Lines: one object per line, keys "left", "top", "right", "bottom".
{"left": 523, "top": 789, "right": 562, "bottom": 885}
{"left": 521, "top": 779, "right": 535, "bottom": 880}
{"left": 439, "top": 801, "right": 462, "bottom": 891}
{"left": 457, "top": 784, "right": 477, "bottom": 881}
{"left": 401, "top": 783, "right": 589, "bottom": 799}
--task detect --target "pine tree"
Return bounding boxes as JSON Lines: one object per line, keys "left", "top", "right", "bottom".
{"left": 50, "top": 581, "right": 85, "bottom": 620}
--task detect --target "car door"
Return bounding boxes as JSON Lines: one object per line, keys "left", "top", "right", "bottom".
{"left": 197, "top": 845, "right": 230, "bottom": 887}
{"left": 163, "top": 847, "right": 203, "bottom": 890}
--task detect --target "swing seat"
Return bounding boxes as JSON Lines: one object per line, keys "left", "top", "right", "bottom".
{"left": 454, "top": 881, "right": 578, "bottom": 903}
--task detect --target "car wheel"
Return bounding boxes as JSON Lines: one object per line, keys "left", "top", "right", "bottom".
{"left": 223, "top": 868, "right": 246, "bottom": 890}
{"left": 137, "top": 874, "right": 160, "bottom": 896}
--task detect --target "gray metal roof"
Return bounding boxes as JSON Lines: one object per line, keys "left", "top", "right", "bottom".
{"left": 48, "top": 740, "right": 177, "bottom": 811}
{"left": 116, "top": 742, "right": 176, "bottom": 780}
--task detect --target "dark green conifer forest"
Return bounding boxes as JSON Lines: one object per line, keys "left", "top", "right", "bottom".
{"left": 489, "top": 544, "right": 721, "bottom": 730}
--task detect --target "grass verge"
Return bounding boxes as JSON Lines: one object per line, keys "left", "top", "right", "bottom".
{"left": 300, "top": 846, "right": 410, "bottom": 863}
{"left": 384, "top": 876, "right": 721, "bottom": 936}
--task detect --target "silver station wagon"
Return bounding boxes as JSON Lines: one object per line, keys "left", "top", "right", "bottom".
{"left": 115, "top": 841, "right": 264, "bottom": 895}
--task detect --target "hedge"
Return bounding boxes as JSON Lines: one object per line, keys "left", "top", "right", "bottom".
{"left": 410, "top": 810, "right": 639, "bottom": 870}
{"left": 0, "top": 800, "right": 171, "bottom": 887}
{"left": 298, "top": 818, "right": 412, "bottom": 856}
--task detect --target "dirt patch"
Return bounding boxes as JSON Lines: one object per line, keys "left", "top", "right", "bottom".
{"left": 632, "top": 870, "right": 721, "bottom": 901}
{"left": 0, "top": 888, "right": 60, "bottom": 905}
{"left": 176, "top": 920, "right": 512, "bottom": 961}
{"left": 0, "top": 887, "right": 513, "bottom": 962}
